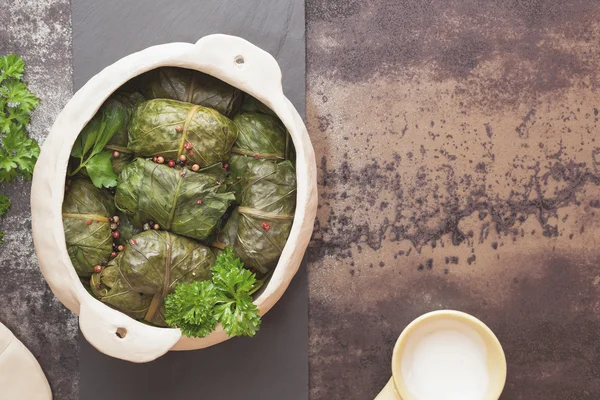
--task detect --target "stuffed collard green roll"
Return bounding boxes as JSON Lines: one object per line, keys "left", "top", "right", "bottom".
{"left": 216, "top": 161, "right": 296, "bottom": 275}
{"left": 63, "top": 179, "right": 115, "bottom": 277}
{"left": 115, "top": 158, "right": 235, "bottom": 241}
{"left": 90, "top": 230, "right": 214, "bottom": 326}
{"left": 140, "top": 67, "right": 242, "bottom": 117}
{"left": 228, "top": 112, "right": 289, "bottom": 201}
{"left": 128, "top": 99, "right": 238, "bottom": 168}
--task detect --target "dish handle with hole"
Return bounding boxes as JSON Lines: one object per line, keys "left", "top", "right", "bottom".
{"left": 79, "top": 294, "right": 181, "bottom": 363}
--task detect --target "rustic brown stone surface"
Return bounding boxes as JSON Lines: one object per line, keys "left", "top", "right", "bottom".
{"left": 306, "top": 0, "right": 600, "bottom": 398}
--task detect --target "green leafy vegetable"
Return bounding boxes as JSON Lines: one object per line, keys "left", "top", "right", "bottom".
{"left": 91, "top": 230, "right": 214, "bottom": 326}
{"left": 0, "top": 194, "right": 10, "bottom": 216}
{"left": 164, "top": 280, "right": 218, "bottom": 338}
{"left": 62, "top": 179, "right": 115, "bottom": 276}
{"left": 141, "top": 67, "right": 242, "bottom": 117}
{"left": 0, "top": 54, "right": 40, "bottom": 183}
{"left": 0, "top": 194, "right": 10, "bottom": 245}
{"left": 0, "top": 125, "right": 40, "bottom": 182}
{"left": 128, "top": 99, "right": 238, "bottom": 168}
{"left": 0, "top": 54, "right": 39, "bottom": 134}
{"left": 115, "top": 159, "right": 235, "bottom": 241}
{"left": 165, "top": 247, "right": 262, "bottom": 338}
{"left": 69, "top": 106, "right": 125, "bottom": 188}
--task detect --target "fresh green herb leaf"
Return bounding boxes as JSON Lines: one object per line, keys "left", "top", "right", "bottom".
{"left": 0, "top": 54, "right": 40, "bottom": 184}
{"left": 85, "top": 151, "right": 118, "bottom": 188}
{"left": 0, "top": 55, "right": 25, "bottom": 81}
{"left": 164, "top": 247, "right": 263, "bottom": 338}
{"left": 69, "top": 106, "right": 125, "bottom": 188}
{"left": 0, "top": 194, "right": 10, "bottom": 216}
{"left": 0, "top": 194, "right": 9, "bottom": 245}
{"left": 0, "top": 124, "right": 40, "bottom": 183}
{"left": 165, "top": 280, "right": 218, "bottom": 338}
{"left": 0, "top": 54, "right": 39, "bottom": 247}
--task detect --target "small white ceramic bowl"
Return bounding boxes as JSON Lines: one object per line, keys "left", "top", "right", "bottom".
{"left": 31, "top": 34, "right": 317, "bottom": 363}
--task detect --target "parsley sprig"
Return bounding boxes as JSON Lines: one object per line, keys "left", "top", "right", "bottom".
{"left": 69, "top": 106, "right": 125, "bottom": 188}
{"left": 165, "top": 247, "right": 263, "bottom": 338}
{"left": 0, "top": 54, "right": 39, "bottom": 246}
{"left": 0, "top": 54, "right": 40, "bottom": 183}
{"left": 0, "top": 194, "right": 10, "bottom": 244}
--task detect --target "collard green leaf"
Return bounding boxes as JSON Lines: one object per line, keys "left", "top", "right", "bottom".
{"left": 62, "top": 179, "right": 115, "bottom": 277}
{"left": 229, "top": 113, "right": 288, "bottom": 201}
{"left": 90, "top": 265, "right": 153, "bottom": 320}
{"left": 140, "top": 67, "right": 242, "bottom": 117}
{"left": 102, "top": 92, "right": 145, "bottom": 174}
{"left": 86, "top": 151, "right": 118, "bottom": 188}
{"left": 128, "top": 99, "right": 238, "bottom": 168}
{"left": 240, "top": 94, "right": 276, "bottom": 116}
{"left": 115, "top": 158, "right": 235, "bottom": 241}
{"left": 231, "top": 161, "right": 297, "bottom": 275}
{"left": 114, "top": 211, "right": 141, "bottom": 246}
{"left": 232, "top": 113, "right": 287, "bottom": 158}
{"left": 91, "top": 230, "right": 214, "bottom": 326}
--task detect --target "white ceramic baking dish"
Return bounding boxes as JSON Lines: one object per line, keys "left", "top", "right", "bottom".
{"left": 31, "top": 34, "right": 317, "bottom": 363}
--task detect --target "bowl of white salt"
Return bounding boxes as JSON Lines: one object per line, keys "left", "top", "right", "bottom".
{"left": 375, "top": 310, "right": 506, "bottom": 400}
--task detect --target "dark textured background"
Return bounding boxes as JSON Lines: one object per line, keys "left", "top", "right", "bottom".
{"left": 306, "top": 0, "right": 600, "bottom": 399}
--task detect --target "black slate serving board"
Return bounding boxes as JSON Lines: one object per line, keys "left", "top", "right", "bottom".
{"left": 72, "top": 1, "right": 307, "bottom": 399}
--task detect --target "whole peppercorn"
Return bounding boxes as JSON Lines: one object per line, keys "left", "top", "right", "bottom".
{"left": 113, "top": 216, "right": 120, "bottom": 224}
{"left": 156, "top": 156, "right": 165, "bottom": 164}
{"left": 153, "top": 224, "right": 160, "bottom": 230}
{"left": 111, "top": 251, "right": 117, "bottom": 258}
{"left": 223, "top": 163, "right": 229, "bottom": 170}
{"left": 196, "top": 199, "right": 203, "bottom": 205}
{"left": 112, "top": 231, "right": 120, "bottom": 239}
{"left": 179, "top": 155, "right": 187, "bottom": 162}
{"left": 191, "top": 164, "right": 200, "bottom": 172}
{"left": 253, "top": 153, "right": 259, "bottom": 159}
{"left": 168, "top": 160, "right": 176, "bottom": 168}
{"left": 143, "top": 223, "right": 150, "bottom": 231}
{"left": 175, "top": 125, "right": 183, "bottom": 133}
{"left": 131, "top": 239, "right": 137, "bottom": 245}
{"left": 113, "top": 151, "right": 120, "bottom": 158}
{"left": 86, "top": 220, "right": 92, "bottom": 225}
{"left": 117, "top": 245, "right": 125, "bottom": 252}
{"left": 153, "top": 156, "right": 158, "bottom": 163}
{"left": 110, "top": 223, "right": 118, "bottom": 231}
{"left": 148, "top": 220, "right": 155, "bottom": 227}
{"left": 109, "top": 217, "right": 114, "bottom": 223}
{"left": 184, "top": 142, "right": 193, "bottom": 151}
{"left": 101, "top": 260, "right": 108, "bottom": 266}
{"left": 215, "top": 180, "right": 221, "bottom": 185}
{"left": 261, "top": 222, "right": 271, "bottom": 231}
{"left": 93, "top": 265, "right": 103, "bottom": 273}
